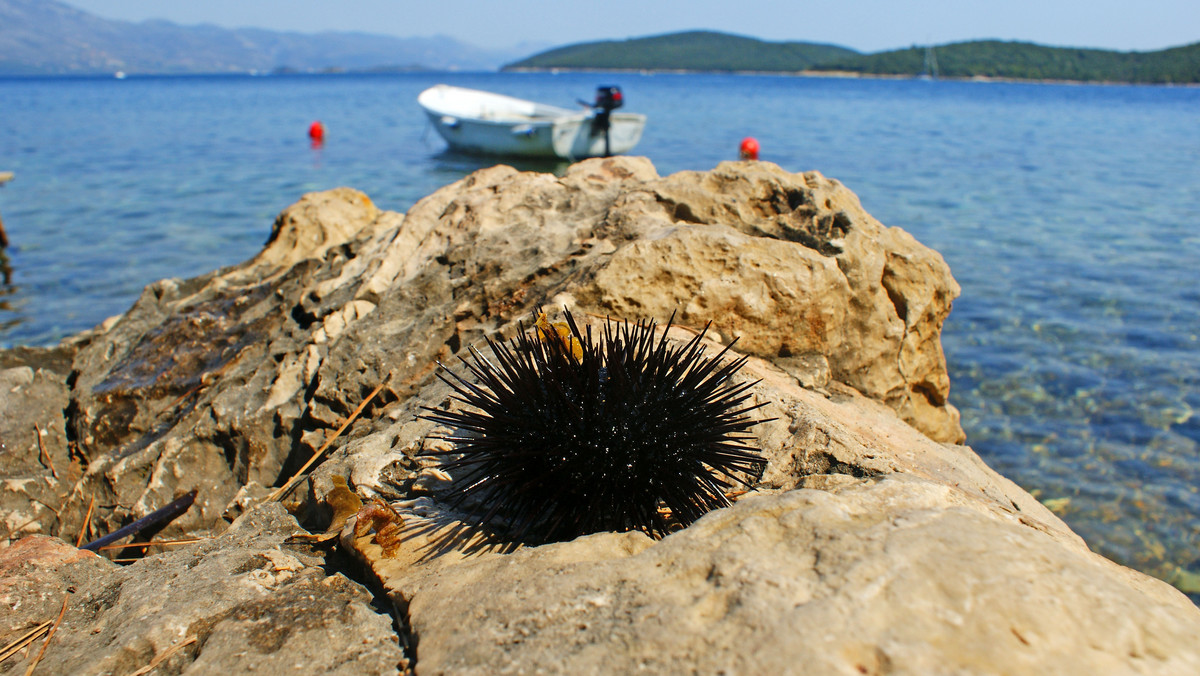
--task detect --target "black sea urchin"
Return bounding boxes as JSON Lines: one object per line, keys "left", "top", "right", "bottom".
{"left": 419, "top": 309, "right": 769, "bottom": 544}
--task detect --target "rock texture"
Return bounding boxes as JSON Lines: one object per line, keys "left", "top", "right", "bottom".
{"left": 0, "top": 346, "right": 77, "bottom": 544}
{"left": 366, "top": 476, "right": 1198, "bottom": 675}
{"left": 1, "top": 505, "right": 405, "bottom": 675}
{"left": 581, "top": 162, "right": 963, "bottom": 443}
{"left": 2, "top": 157, "right": 1198, "bottom": 674}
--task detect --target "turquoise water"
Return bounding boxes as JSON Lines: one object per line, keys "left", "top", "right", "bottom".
{"left": 2, "top": 72, "right": 1198, "bottom": 596}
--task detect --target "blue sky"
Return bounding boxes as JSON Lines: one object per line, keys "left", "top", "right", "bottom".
{"left": 63, "top": 0, "right": 1198, "bottom": 52}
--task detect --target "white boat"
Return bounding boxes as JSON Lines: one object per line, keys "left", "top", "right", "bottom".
{"left": 417, "top": 84, "right": 646, "bottom": 160}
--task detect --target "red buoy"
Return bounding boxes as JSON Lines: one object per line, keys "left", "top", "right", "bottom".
{"left": 308, "top": 121, "right": 326, "bottom": 145}
{"left": 739, "top": 137, "right": 760, "bottom": 160}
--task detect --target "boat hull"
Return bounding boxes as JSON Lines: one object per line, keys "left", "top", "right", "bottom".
{"left": 418, "top": 85, "right": 645, "bottom": 160}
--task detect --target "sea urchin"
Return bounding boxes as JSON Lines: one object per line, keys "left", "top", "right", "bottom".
{"left": 419, "top": 309, "right": 769, "bottom": 544}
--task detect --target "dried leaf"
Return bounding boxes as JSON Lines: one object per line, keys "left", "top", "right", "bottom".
{"left": 325, "top": 475, "right": 364, "bottom": 528}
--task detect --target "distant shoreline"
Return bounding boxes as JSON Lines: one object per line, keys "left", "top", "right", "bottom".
{"left": 503, "top": 66, "right": 1199, "bottom": 87}
{"left": 3, "top": 68, "right": 1196, "bottom": 88}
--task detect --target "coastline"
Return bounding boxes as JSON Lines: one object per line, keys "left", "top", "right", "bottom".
{"left": 503, "top": 65, "right": 1200, "bottom": 87}
{"left": 3, "top": 67, "right": 1194, "bottom": 88}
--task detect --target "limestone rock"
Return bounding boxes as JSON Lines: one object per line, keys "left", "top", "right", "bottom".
{"left": 257, "top": 187, "right": 383, "bottom": 270}
{"left": 0, "top": 535, "right": 114, "bottom": 641}
{"left": 0, "top": 348, "right": 77, "bottom": 542}
{"left": 359, "top": 476, "right": 1199, "bottom": 675}
{"left": 579, "top": 162, "right": 963, "bottom": 443}
{"left": 1, "top": 504, "right": 405, "bottom": 675}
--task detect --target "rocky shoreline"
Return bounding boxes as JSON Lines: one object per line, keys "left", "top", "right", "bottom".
{"left": 3, "top": 158, "right": 1198, "bottom": 673}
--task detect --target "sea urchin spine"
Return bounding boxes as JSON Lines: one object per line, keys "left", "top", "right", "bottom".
{"left": 420, "top": 309, "right": 769, "bottom": 544}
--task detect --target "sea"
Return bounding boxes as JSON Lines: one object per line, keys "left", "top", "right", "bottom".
{"left": 1, "top": 71, "right": 1198, "bottom": 599}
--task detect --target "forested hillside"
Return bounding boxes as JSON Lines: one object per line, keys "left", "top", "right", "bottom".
{"left": 814, "top": 40, "right": 1200, "bottom": 83}
{"left": 507, "top": 31, "right": 1200, "bottom": 83}
{"left": 504, "top": 31, "right": 859, "bottom": 73}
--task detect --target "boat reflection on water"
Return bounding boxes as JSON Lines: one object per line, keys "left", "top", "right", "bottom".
{"left": 428, "top": 149, "right": 571, "bottom": 178}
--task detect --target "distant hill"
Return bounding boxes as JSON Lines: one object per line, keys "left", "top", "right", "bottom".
{"left": 812, "top": 40, "right": 1200, "bottom": 84}
{"left": 0, "top": 0, "right": 531, "bottom": 74}
{"left": 505, "top": 30, "right": 1200, "bottom": 84}
{"left": 504, "top": 31, "right": 859, "bottom": 73}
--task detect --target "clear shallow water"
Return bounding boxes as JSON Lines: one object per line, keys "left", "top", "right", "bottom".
{"left": 2, "top": 72, "right": 1198, "bottom": 596}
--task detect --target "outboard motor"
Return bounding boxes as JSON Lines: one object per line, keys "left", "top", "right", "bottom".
{"left": 594, "top": 86, "right": 623, "bottom": 112}
{"left": 591, "top": 85, "right": 624, "bottom": 157}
